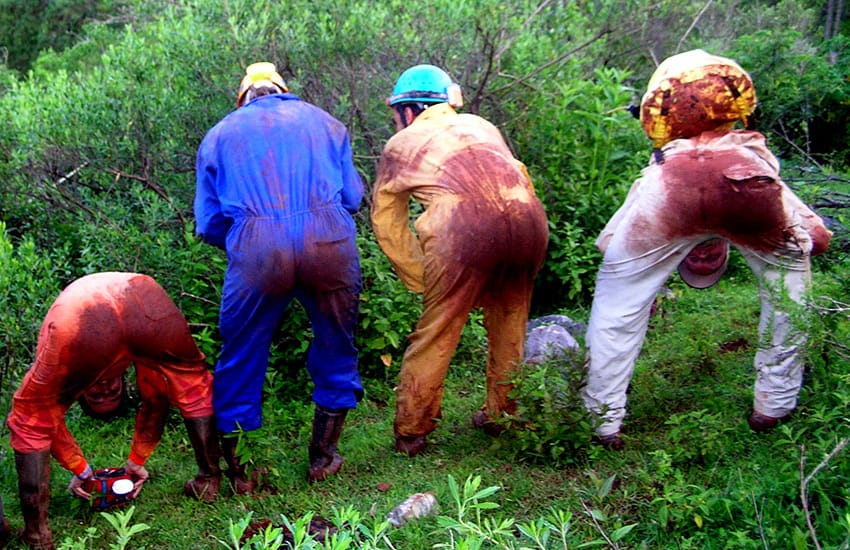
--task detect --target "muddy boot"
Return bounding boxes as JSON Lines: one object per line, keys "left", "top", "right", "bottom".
{"left": 394, "top": 434, "right": 427, "bottom": 457}
{"left": 220, "top": 433, "right": 257, "bottom": 495}
{"left": 15, "top": 450, "right": 54, "bottom": 549}
{"left": 307, "top": 405, "right": 348, "bottom": 482}
{"left": 182, "top": 416, "right": 222, "bottom": 503}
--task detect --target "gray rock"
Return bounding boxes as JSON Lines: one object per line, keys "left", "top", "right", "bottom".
{"left": 525, "top": 323, "right": 580, "bottom": 364}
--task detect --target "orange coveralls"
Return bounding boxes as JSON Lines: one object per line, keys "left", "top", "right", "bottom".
{"left": 372, "top": 103, "right": 549, "bottom": 439}
{"left": 7, "top": 272, "right": 213, "bottom": 475}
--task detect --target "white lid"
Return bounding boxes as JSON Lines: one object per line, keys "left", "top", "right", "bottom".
{"left": 111, "top": 478, "right": 134, "bottom": 496}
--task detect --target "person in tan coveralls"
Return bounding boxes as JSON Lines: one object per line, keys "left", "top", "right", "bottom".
{"left": 372, "top": 64, "right": 549, "bottom": 456}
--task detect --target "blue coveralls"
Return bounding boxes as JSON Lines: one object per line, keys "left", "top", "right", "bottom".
{"left": 194, "top": 93, "right": 364, "bottom": 434}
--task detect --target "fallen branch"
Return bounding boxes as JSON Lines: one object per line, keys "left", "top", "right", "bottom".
{"left": 800, "top": 438, "right": 850, "bottom": 550}
{"left": 580, "top": 499, "right": 619, "bottom": 550}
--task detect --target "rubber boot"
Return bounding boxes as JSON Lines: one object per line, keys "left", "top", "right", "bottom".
{"left": 308, "top": 405, "right": 348, "bottom": 482}
{"left": 220, "top": 434, "right": 256, "bottom": 495}
{"left": 15, "top": 450, "right": 54, "bottom": 550}
{"left": 182, "top": 416, "right": 222, "bottom": 503}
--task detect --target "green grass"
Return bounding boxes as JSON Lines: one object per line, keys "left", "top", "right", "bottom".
{"left": 3, "top": 259, "right": 850, "bottom": 548}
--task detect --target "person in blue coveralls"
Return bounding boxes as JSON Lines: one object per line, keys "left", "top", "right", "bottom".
{"left": 194, "top": 62, "right": 364, "bottom": 492}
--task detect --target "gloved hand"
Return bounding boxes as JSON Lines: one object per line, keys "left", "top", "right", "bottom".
{"left": 124, "top": 459, "right": 149, "bottom": 498}
{"left": 68, "top": 465, "right": 93, "bottom": 499}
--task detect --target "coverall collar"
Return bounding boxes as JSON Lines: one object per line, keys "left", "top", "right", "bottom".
{"left": 413, "top": 102, "right": 457, "bottom": 124}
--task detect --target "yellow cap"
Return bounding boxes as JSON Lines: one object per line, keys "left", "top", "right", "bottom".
{"left": 236, "top": 62, "right": 289, "bottom": 107}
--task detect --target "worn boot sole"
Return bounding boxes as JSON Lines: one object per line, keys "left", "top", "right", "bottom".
{"left": 394, "top": 435, "right": 427, "bottom": 457}
{"left": 748, "top": 412, "right": 791, "bottom": 433}
{"left": 308, "top": 454, "right": 343, "bottom": 482}
{"left": 184, "top": 476, "right": 221, "bottom": 503}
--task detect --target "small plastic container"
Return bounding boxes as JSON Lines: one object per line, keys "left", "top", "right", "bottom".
{"left": 386, "top": 492, "right": 438, "bottom": 527}
{"left": 83, "top": 468, "right": 137, "bottom": 510}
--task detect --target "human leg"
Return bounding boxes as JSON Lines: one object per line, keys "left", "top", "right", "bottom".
{"left": 582, "top": 238, "right": 700, "bottom": 439}
{"left": 15, "top": 450, "right": 53, "bottom": 549}
{"left": 739, "top": 248, "right": 811, "bottom": 430}
{"left": 307, "top": 405, "right": 348, "bottom": 482}
{"left": 476, "top": 277, "right": 535, "bottom": 434}
{"left": 393, "top": 259, "right": 481, "bottom": 454}
{"left": 218, "top": 433, "right": 257, "bottom": 495}
{"left": 182, "top": 416, "right": 222, "bottom": 502}
{"left": 214, "top": 264, "right": 291, "bottom": 493}
{"left": 299, "top": 233, "right": 363, "bottom": 477}
{"left": 213, "top": 261, "right": 291, "bottom": 434}
{"left": 299, "top": 292, "right": 359, "bottom": 480}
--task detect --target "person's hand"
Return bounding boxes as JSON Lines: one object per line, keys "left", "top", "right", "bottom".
{"left": 68, "top": 465, "right": 93, "bottom": 500}
{"left": 124, "top": 459, "right": 149, "bottom": 498}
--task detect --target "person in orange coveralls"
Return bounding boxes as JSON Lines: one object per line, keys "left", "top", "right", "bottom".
{"left": 6, "top": 272, "right": 221, "bottom": 549}
{"left": 372, "top": 64, "right": 550, "bottom": 456}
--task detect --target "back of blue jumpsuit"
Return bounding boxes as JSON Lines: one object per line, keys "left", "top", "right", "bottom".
{"left": 194, "top": 93, "right": 364, "bottom": 434}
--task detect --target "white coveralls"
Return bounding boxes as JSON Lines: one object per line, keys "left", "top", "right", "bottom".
{"left": 582, "top": 130, "right": 832, "bottom": 437}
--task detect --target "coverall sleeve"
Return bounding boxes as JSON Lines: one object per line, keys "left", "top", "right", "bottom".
{"left": 50, "top": 419, "right": 89, "bottom": 476}
{"left": 194, "top": 135, "right": 231, "bottom": 249}
{"left": 339, "top": 133, "right": 364, "bottom": 214}
{"left": 128, "top": 366, "right": 171, "bottom": 465}
{"left": 783, "top": 186, "right": 833, "bottom": 256}
{"left": 371, "top": 155, "right": 426, "bottom": 293}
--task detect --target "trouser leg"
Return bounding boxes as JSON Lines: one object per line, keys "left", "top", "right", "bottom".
{"left": 394, "top": 291, "right": 474, "bottom": 440}
{"left": 476, "top": 280, "right": 534, "bottom": 432}
{"left": 741, "top": 249, "right": 811, "bottom": 419}
{"left": 15, "top": 450, "right": 53, "bottom": 549}
{"left": 582, "top": 240, "right": 695, "bottom": 436}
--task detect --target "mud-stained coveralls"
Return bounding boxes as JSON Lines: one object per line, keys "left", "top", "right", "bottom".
{"left": 195, "top": 93, "right": 364, "bottom": 434}
{"left": 371, "top": 102, "right": 550, "bottom": 439}
{"left": 582, "top": 131, "right": 832, "bottom": 437}
{"left": 7, "top": 272, "right": 213, "bottom": 475}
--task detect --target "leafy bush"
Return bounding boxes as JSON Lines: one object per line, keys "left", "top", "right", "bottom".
{"left": 729, "top": 30, "right": 850, "bottom": 167}
{"left": 509, "top": 65, "right": 648, "bottom": 306}
{"left": 0, "top": 224, "right": 71, "bottom": 423}
{"left": 501, "top": 350, "right": 594, "bottom": 466}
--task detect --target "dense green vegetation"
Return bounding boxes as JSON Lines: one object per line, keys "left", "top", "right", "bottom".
{"left": 1, "top": 0, "right": 849, "bottom": 548}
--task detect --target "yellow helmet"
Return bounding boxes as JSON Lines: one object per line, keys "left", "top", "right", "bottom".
{"left": 236, "top": 62, "right": 289, "bottom": 107}
{"left": 640, "top": 49, "right": 757, "bottom": 148}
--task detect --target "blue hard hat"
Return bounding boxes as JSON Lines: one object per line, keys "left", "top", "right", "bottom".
{"left": 387, "top": 64, "right": 462, "bottom": 107}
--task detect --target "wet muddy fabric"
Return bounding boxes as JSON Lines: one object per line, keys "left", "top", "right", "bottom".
{"left": 372, "top": 103, "right": 549, "bottom": 438}
{"left": 7, "top": 273, "right": 213, "bottom": 475}
{"left": 582, "top": 130, "right": 832, "bottom": 436}
{"left": 195, "top": 93, "right": 364, "bottom": 434}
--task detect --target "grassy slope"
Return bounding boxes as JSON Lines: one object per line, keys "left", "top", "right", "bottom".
{"left": 2, "top": 257, "right": 849, "bottom": 549}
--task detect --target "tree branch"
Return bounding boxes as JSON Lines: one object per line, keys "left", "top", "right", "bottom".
{"left": 675, "top": 0, "right": 714, "bottom": 54}
{"left": 489, "top": 27, "right": 613, "bottom": 96}
{"left": 106, "top": 169, "right": 187, "bottom": 226}
{"left": 800, "top": 438, "right": 850, "bottom": 550}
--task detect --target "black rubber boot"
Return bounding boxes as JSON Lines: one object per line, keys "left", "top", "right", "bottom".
{"left": 182, "top": 416, "right": 222, "bottom": 502}
{"left": 308, "top": 405, "right": 348, "bottom": 482}
{"left": 220, "top": 433, "right": 256, "bottom": 495}
{"left": 15, "top": 450, "right": 54, "bottom": 549}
